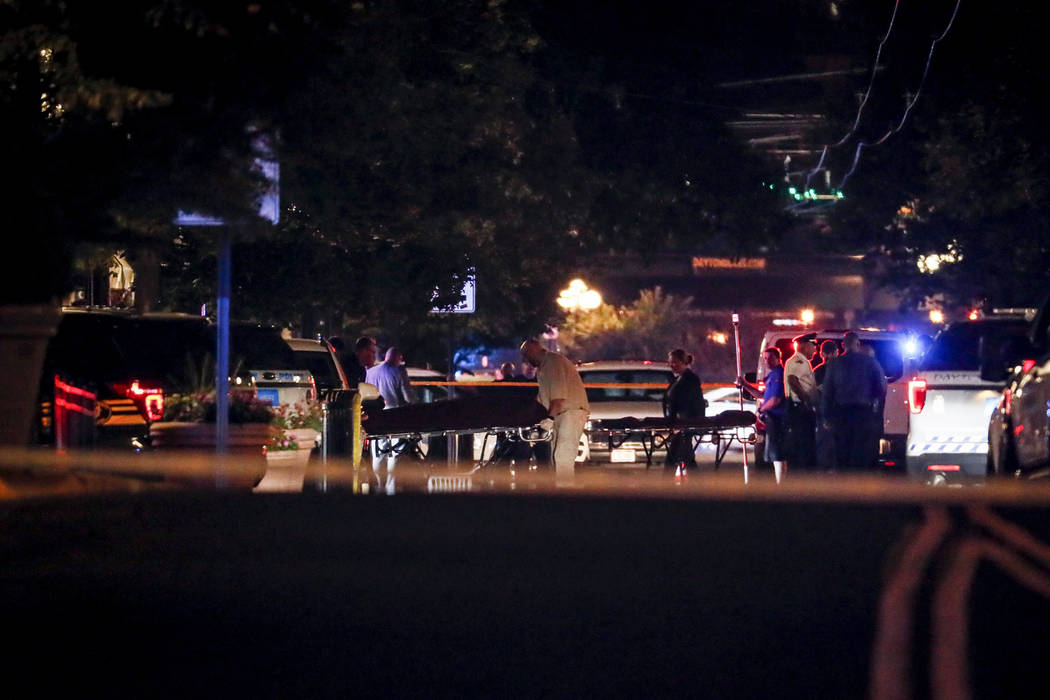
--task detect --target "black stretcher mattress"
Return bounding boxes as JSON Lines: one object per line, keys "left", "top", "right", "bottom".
{"left": 364, "top": 396, "right": 548, "bottom": 436}
{"left": 591, "top": 410, "right": 756, "bottom": 432}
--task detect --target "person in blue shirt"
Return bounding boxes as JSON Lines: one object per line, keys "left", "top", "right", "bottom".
{"left": 738, "top": 346, "right": 787, "bottom": 483}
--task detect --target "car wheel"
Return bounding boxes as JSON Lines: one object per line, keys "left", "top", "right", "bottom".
{"left": 998, "top": 429, "right": 1019, "bottom": 477}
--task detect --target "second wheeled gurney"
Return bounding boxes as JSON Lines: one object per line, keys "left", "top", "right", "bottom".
{"left": 587, "top": 410, "right": 757, "bottom": 468}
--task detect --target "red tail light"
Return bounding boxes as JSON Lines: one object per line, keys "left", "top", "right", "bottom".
{"left": 125, "top": 381, "right": 164, "bottom": 422}
{"left": 928, "top": 464, "right": 961, "bottom": 472}
{"left": 908, "top": 378, "right": 927, "bottom": 414}
{"left": 1022, "top": 358, "right": 1037, "bottom": 374}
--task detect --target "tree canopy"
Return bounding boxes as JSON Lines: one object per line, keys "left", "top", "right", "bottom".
{"left": 824, "top": 3, "right": 1050, "bottom": 310}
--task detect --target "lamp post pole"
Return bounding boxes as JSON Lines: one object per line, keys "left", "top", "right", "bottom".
{"left": 732, "top": 312, "right": 749, "bottom": 485}
{"left": 215, "top": 227, "right": 231, "bottom": 487}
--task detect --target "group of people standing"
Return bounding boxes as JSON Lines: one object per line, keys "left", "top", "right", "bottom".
{"left": 329, "top": 334, "right": 417, "bottom": 493}
{"left": 739, "top": 331, "right": 888, "bottom": 482}
{"left": 332, "top": 335, "right": 595, "bottom": 489}
{"left": 330, "top": 331, "right": 887, "bottom": 487}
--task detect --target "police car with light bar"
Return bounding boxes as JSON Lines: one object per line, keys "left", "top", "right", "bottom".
{"left": 906, "top": 309, "right": 1035, "bottom": 482}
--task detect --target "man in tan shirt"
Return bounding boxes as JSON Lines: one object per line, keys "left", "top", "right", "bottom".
{"left": 520, "top": 339, "right": 590, "bottom": 486}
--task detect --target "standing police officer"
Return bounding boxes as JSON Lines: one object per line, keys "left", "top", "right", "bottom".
{"left": 820, "top": 331, "right": 887, "bottom": 472}
{"left": 784, "top": 332, "right": 819, "bottom": 470}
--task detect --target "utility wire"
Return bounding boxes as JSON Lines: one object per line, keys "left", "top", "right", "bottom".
{"left": 836, "top": 0, "right": 962, "bottom": 190}
{"left": 803, "top": 0, "right": 902, "bottom": 189}
{"left": 836, "top": 0, "right": 902, "bottom": 148}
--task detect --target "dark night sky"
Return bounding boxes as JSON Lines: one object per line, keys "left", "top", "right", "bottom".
{"left": 525, "top": 1, "right": 974, "bottom": 187}
{"left": 525, "top": 0, "right": 1021, "bottom": 189}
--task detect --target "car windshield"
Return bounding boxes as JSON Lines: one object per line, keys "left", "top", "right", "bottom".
{"left": 581, "top": 369, "right": 672, "bottom": 402}
{"left": 920, "top": 320, "right": 1032, "bottom": 371}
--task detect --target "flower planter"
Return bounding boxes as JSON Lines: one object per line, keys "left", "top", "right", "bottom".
{"left": 286, "top": 428, "right": 320, "bottom": 450}
{"left": 255, "top": 428, "right": 318, "bottom": 493}
{"left": 255, "top": 447, "right": 313, "bottom": 492}
{"left": 149, "top": 421, "right": 270, "bottom": 489}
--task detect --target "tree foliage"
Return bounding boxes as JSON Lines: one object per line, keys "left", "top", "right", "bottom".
{"left": 827, "top": 4, "right": 1050, "bottom": 310}
{"left": 4, "top": 0, "right": 786, "bottom": 356}
{"left": 559, "top": 287, "right": 696, "bottom": 361}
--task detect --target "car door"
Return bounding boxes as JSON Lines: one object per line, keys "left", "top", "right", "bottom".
{"left": 1013, "top": 353, "right": 1050, "bottom": 469}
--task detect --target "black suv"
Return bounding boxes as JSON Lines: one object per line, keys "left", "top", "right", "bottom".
{"left": 37, "top": 309, "right": 296, "bottom": 449}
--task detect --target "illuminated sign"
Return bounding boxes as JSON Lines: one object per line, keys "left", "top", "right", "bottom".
{"left": 691, "top": 257, "right": 767, "bottom": 271}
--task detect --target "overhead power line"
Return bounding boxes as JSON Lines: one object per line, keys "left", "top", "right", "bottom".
{"left": 836, "top": 0, "right": 963, "bottom": 190}
{"left": 804, "top": 0, "right": 902, "bottom": 189}
{"left": 715, "top": 66, "right": 881, "bottom": 88}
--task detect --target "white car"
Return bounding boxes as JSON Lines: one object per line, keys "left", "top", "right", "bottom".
{"left": 907, "top": 315, "right": 1033, "bottom": 482}
{"left": 696, "top": 386, "right": 754, "bottom": 453}
{"left": 405, "top": 366, "right": 454, "bottom": 404}
{"left": 250, "top": 336, "right": 350, "bottom": 408}
{"left": 578, "top": 360, "right": 674, "bottom": 464}
{"left": 703, "top": 386, "right": 746, "bottom": 415}
{"left": 284, "top": 337, "right": 350, "bottom": 393}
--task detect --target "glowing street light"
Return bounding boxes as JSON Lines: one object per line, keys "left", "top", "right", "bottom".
{"left": 800, "top": 308, "right": 815, "bottom": 325}
{"left": 929, "top": 309, "right": 945, "bottom": 325}
{"left": 557, "top": 278, "right": 602, "bottom": 311}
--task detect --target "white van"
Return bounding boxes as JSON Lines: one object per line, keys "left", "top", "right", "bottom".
{"left": 756, "top": 328, "right": 912, "bottom": 468}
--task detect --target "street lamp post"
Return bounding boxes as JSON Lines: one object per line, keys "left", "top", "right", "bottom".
{"left": 557, "top": 279, "right": 602, "bottom": 312}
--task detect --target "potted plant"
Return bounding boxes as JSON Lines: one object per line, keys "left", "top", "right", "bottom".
{"left": 254, "top": 401, "right": 324, "bottom": 492}
{"left": 273, "top": 401, "right": 324, "bottom": 448}
{"left": 149, "top": 389, "right": 275, "bottom": 488}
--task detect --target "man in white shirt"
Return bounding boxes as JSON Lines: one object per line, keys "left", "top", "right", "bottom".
{"left": 784, "top": 332, "right": 819, "bottom": 471}
{"left": 520, "top": 339, "right": 589, "bottom": 486}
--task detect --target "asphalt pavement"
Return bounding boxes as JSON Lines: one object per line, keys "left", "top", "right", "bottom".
{"left": 5, "top": 462, "right": 1050, "bottom": 698}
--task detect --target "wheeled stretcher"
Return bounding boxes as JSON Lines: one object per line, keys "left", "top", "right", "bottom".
{"left": 363, "top": 396, "right": 552, "bottom": 469}
{"left": 587, "top": 410, "right": 757, "bottom": 468}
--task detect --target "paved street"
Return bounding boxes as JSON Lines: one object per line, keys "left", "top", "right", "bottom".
{"left": 5, "top": 478, "right": 1050, "bottom": 698}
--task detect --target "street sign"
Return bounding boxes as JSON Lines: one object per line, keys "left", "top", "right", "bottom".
{"left": 431, "top": 277, "right": 476, "bottom": 314}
